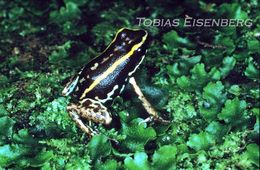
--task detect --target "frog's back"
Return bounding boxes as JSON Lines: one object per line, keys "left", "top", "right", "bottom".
{"left": 65, "top": 28, "right": 148, "bottom": 104}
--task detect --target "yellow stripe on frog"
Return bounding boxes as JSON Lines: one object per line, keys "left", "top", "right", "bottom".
{"left": 80, "top": 31, "right": 147, "bottom": 100}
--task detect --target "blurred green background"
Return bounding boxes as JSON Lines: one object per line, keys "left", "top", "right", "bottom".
{"left": 0, "top": 0, "right": 259, "bottom": 169}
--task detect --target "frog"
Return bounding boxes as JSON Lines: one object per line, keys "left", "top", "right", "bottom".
{"left": 62, "top": 28, "right": 169, "bottom": 137}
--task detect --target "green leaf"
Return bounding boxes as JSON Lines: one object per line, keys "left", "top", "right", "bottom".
{"left": 218, "top": 3, "right": 248, "bottom": 20}
{"left": 49, "top": 41, "right": 72, "bottom": 63}
{"left": 152, "top": 145, "right": 177, "bottom": 170}
{"left": 0, "top": 116, "right": 15, "bottom": 144}
{"left": 205, "top": 121, "right": 230, "bottom": 142}
{"left": 124, "top": 152, "right": 150, "bottom": 170}
{"left": 0, "top": 105, "right": 9, "bottom": 117}
{"left": 65, "top": 157, "right": 91, "bottom": 170}
{"left": 64, "top": 0, "right": 88, "bottom": 6}
{"left": 92, "top": 23, "right": 118, "bottom": 46}
{"left": 87, "top": 134, "right": 111, "bottom": 162}
{"left": 202, "top": 81, "right": 225, "bottom": 104}
{"left": 218, "top": 97, "right": 247, "bottom": 126}
{"left": 163, "top": 30, "right": 195, "bottom": 50}
{"left": 167, "top": 55, "right": 202, "bottom": 77}
{"left": 219, "top": 56, "right": 236, "bottom": 78}
{"left": 199, "top": 81, "right": 226, "bottom": 121}
{"left": 176, "top": 63, "right": 221, "bottom": 91}
{"left": 228, "top": 85, "right": 241, "bottom": 96}
{"left": 245, "top": 58, "right": 259, "bottom": 80}
{"left": 49, "top": 1, "right": 86, "bottom": 35}
{"left": 28, "top": 150, "right": 54, "bottom": 167}
{"left": 142, "top": 85, "right": 168, "bottom": 110}
{"left": 96, "top": 159, "right": 118, "bottom": 170}
{"left": 12, "top": 129, "right": 37, "bottom": 145}
{"left": 0, "top": 75, "right": 8, "bottom": 87}
{"left": 244, "top": 143, "right": 259, "bottom": 167}
{"left": 189, "top": 63, "right": 208, "bottom": 88}
{"left": 121, "top": 119, "right": 156, "bottom": 152}
{"left": 213, "top": 35, "right": 235, "bottom": 54}
{"left": 176, "top": 76, "right": 191, "bottom": 89}
{"left": 0, "top": 144, "right": 30, "bottom": 167}
{"left": 247, "top": 39, "right": 260, "bottom": 53}
{"left": 187, "top": 132, "right": 215, "bottom": 151}
{"left": 252, "top": 108, "right": 259, "bottom": 135}
{"left": 49, "top": 2, "right": 81, "bottom": 24}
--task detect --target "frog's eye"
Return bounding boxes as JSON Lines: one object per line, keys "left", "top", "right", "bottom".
{"left": 62, "top": 75, "right": 79, "bottom": 96}
{"left": 117, "top": 29, "right": 148, "bottom": 49}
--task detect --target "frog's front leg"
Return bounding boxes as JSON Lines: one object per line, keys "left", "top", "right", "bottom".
{"left": 129, "top": 77, "right": 170, "bottom": 124}
{"left": 67, "top": 98, "right": 112, "bottom": 137}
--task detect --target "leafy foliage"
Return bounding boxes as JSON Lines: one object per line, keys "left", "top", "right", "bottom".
{"left": 152, "top": 145, "right": 178, "bottom": 169}
{"left": 124, "top": 152, "right": 150, "bottom": 170}
{"left": 121, "top": 119, "right": 156, "bottom": 152}
{"left": 218, "top": 97, "right": 248, "bottom": 127}
{"left": 199, "top": 81, "right": 226, "bottom": 121}
{"left": 0, "top": 0, "right": 259, "bottom": 169}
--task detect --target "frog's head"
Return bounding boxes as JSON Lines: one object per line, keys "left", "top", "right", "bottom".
{"left": 114, "top": 28, "right": 148, "bottom": 50}
{"left": 62, "top": 75, "right": 79, "bottom": 96}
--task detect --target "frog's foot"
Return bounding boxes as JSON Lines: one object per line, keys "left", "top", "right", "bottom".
{"left": 129, "top": 77, "right": 170, "bottom": 124}
{"left": 139, "top": 116, "right": 170, "bottom": 125}
{"left": 138, "top": 116, "right": 153, "bottom": 125}
{"left": 67, "top": 104, "right": 98, "bottom": 137}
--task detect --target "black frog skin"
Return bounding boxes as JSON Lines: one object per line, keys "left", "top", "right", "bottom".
{"left": 63, "top": 28, "right": 148, "bottom": 105}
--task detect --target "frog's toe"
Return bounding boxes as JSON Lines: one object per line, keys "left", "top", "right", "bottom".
{"left": 138, "top": 117, "right": 154, "bottom": 125}
{"left": 139, "top": 116, "right": 171, "bottom": 125}
{"left": 156, "top": 117, "right": 171, "bottom": 124}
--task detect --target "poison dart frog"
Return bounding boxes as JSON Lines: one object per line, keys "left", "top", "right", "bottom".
{"left": 62, "top": 28, "right": 169, "bottom": 137}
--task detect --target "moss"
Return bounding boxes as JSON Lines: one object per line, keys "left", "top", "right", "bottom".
{"left": 0, "top": 0, "right": 259, "bottom": 169}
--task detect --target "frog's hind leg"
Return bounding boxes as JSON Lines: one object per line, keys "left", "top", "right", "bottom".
{"left": 129, "top": 77, "right": 170, "bottom": 124}
{"left": 67, "top": 99, "right": 112, "bottom": 137}
{"left": 79, "top": 98, "right": 112, "bottom": 125}
{"left": 67, "top": 104, "right": 98, "bottom": 137}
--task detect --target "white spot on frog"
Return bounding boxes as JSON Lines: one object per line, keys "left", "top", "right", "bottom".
{"left": 79, "top": 78, "right": 85, "bottom": 83}
{"left": 62, "top": 76, "right": 79, "bottom": 96}
{"left": 128, "top": 55, "right": 145, "bottom": 76}
{"left": 114, "top": 47, "right": 119, "bottom": 52}
{"left": 121, "top": 32, "right": 126, "bottom": 38}
{"left": 102, "top": 56, "right": 110, "bottom": 63}
{"left": 78, "top": 67, "right": 84, "bottom": 74}
{"left": 120, "top": 84, "right": 125, "bottom": 94}
{"left": 95, "top": 85, "right": 119, "bottom": 103}
{"left": 90, "top": 63, "right": 99, "bottom": 70}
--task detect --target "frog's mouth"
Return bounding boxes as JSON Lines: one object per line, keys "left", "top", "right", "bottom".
{"left": 62, "top": 89, "right": 70, "bottom": 96}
